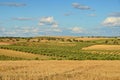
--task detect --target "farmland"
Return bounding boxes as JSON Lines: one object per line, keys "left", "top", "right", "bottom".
{"left": 0, "top": 49, "right": 50, "bottom": 60}
{"left": 82, "top": 45, "right": 120, "bottom": 50}
{"left": 0, "top": 37, "right": 120, "bottom": 60}
{"left": 0, "top": 37, "right": 120, "bottom": 80}
{"left": 0, "top": 60, "right": 120, "bottom": 80}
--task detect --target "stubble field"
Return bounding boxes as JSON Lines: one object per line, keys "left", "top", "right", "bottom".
{"left": 0, "top": 60, "right": 120, "bottom": 80}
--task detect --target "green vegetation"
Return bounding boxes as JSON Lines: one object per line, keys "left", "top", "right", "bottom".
{"left": 0, "top": 37, "right": 120, "bottom": 60}
{"left": 0, "top": 55, "right": 24, "bottom": 60}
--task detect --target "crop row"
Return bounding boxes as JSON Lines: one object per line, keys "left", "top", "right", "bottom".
{"left": 0, "top": 55, "right": 25, "bottom": 60}
{"left": 0, "top": 45, "right": 120, "bottom": 60}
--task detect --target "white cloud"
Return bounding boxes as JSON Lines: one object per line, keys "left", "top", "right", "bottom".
{"left": 102, "top": 17, "right": 120, "bottom": 27}
{"left": 0, "top": 2, "right": 26, "bottom": 7}
{"left": 18, "top": 27, "right": 39, "bottom": 34}
{"left": 53, "top": 28, "right": 62, "bottom": 32}
{"left": 51, "top": 22, "right": 58, "bottom": 28}
{"left": 38, "top": 16, "right": 58, "bottom": 28}
{"left": 12, "top": 17, "right": 34, "bottom": 21}
{"left": 72, "top": 3, "right": 91, "bottom": 10}
{"left": 39, "top": 22, "right": 44, "bottom": 26}
{"left": 71, "top": 27, "right": 83, "bottom": 33}
{"left": 40, "top": 16, "right": 54, "bottom": 24}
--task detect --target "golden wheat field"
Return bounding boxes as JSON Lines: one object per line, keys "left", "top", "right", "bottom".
{"left": 0, "top": 49, "right": 49, "bottom": 60}
{"left": 75, "top": 38, "right": 109, "bottom": 41}
{"left": 0, "top": 42, "right": 11, "bottom": 45}
{"left": 0, "top": 60, "right": 120, "bottom": 80}
{"left": 82, "top": 45, "right": 120, "bottom": 50}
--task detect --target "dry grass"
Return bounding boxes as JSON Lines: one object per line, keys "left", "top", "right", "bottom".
{"left": 82, "top": 45, "right": 120, "bottom": 50}
{"left": 0, "top": 42, "right": 11, "bottom": 45}
{"left": 0, "top": 60, "right": 120, "bottom": 80}
{"left": 75, "top": 38, "right": 109, "bottom": 41}
{"left": 0, "top": 49, "right": 49, "bottom": 60}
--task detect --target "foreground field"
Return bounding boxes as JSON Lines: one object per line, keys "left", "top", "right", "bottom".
{"left": 0, "top": 60, "right": 120, "bottom": 80}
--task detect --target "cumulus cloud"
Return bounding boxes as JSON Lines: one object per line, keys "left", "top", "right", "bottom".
{"left": 102, "top": 17, "right": 120, "bottom": 27}
{"left": 40, "top": 16, "right": 54, "bottom": 24}
{"left": 71, "top": 27, "right": 83, "bottom": 33}
{"left": 72, "top": 3, "right": 91, "bottom": 10}
{"left": 12, "top": 17, "right": 34, "bottom": 21}
{"left": 38, "top": 16, "right": 58, "bottom": 28}
{"left": 0, "top": 2, "right": 26, "bottom": 7}
{"left": 109, "top": 12, "right": 120, "bottom": 17}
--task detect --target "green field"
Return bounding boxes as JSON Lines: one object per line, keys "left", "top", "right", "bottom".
{"left": 0, "top": 37, "right": 120, "bottom": 60}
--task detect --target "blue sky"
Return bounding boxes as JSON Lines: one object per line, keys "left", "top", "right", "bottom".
{"left": 0, "top": 0, "right": 120, "bottom": 37}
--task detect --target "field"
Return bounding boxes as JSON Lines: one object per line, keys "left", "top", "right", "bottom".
{"left": 0, "top": 37, "right": 120, "bottom": 60}
{"left": 0, "top": 49, "right": 50, "bottom": 60}
{"left": 82, "top": 45, "right": 120, "bottom": 50}
{"left": 0, "top": 37, "right": 120, "bottom": 80}
{"left": 0, "top": 60, "right": 120, "bottom": 80}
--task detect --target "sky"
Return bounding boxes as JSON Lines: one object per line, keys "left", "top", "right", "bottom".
{"left": 0, "top": 0, "right": 120, "bottom": 37}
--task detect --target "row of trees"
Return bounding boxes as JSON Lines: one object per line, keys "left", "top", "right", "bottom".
{"left": 105, "top": 40, "right": 120, "bottom": 45}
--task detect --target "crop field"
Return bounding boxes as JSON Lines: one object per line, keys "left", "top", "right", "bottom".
{"left": 0, "top": 37, "right": 120, "bottom": 80}
{"left": 0, "top": 37, "right": 120, "bottom": 60}
{"left": 82, "top": 45, "right": 120, "bottom": 50}
{"left": 0, "top": 60, "right": 120, "bottom": 80}
{"left": 0, "top": 49, "right": 50, "bottom": 60}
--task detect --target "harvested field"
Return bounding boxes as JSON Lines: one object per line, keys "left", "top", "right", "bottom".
{"left": 0, "top": 42, "right": 11, "bottom": 45}
{"left": 0, "top": 49, "right": 49, "bottom": 60}
{"left": 0, "top": 60, "right": 120, "bottom": 80}
{"left": 82, "top": 45, "right": 120, "bottom": 50}
{"left": 75, "top": 38, "right": 109, "bottom": 41}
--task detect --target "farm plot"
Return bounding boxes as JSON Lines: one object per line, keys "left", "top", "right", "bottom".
{"left": 0, "top": 49, "right": 50, "bottom": 60}
{"left": 82, "top": 45, "right": 120, "bottom": 50}
{"left": 0, "top": 44, "right": 120, "bottom": 60}
{"left": 0, "top": 60, "right": 120, "bottom": 80}
{"left": 0, "top": 42, "right": 11, "bottom": 45}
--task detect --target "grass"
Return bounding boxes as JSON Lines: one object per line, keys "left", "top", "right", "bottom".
{"left": 0, "top": 60, "right": 120, "bottom": 80}
{"left": 0, "top": 55, "right": 24, "bottom": 60}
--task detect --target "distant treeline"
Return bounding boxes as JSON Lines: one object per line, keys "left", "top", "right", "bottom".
{"left": 0, "top": 36, "right": 120, "bottom": 38}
